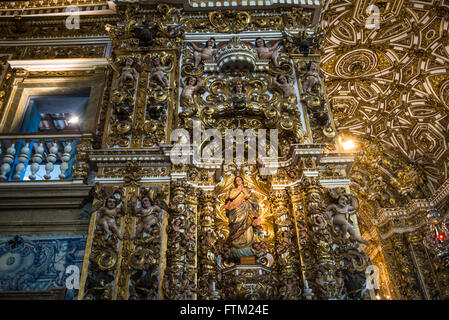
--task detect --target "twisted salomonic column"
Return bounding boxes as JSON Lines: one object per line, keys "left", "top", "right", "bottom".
{"left": 197, "top": 190, "right": 220, "bottom": 300}
{"left": 163, "top": 179, "right": 196, "bottom": 299}
{"left": 302, "top": 177, "right": 338, "bottom": 299}
{"left": 377, "top": 237, "right": 402, "bottom": 300}
{"left": 271, "top": 189, "right": 302, "bottom": 299}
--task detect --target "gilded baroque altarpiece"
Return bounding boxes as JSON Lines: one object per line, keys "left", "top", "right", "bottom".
{"left": 0, "top": 0, "right": 448, "bottom": 300}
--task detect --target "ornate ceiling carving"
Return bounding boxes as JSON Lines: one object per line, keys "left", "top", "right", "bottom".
{"left": 320, "top": 0, "right": 449, "bottom": 193}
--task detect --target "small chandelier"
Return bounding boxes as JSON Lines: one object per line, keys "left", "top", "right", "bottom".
{"left": 423, "top": 208, "right": 449, "bottom": 266}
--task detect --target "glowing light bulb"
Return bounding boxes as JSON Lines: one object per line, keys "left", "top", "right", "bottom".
{"left": 438, "top": 234, "right": 445, "bottom": 240}
{"left": 68, "top": 116, "right": 79, "bottom": 124}
{"left": 342, "top": 139, "right": 355, "bottom": 150}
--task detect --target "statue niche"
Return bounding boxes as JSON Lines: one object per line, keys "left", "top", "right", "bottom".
{"left": 213, "top": 172, "right": 276, "bottom": 299}
{"left": 216, "top": 175, "right": 273, "bottom": 267}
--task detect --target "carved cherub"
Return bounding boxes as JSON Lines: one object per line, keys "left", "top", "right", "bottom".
{"left": 112, "top": 57, "right": 139, "bottom": 89}
{"left": 180, "top": 76, "right": 202, "bottom": 107}
{"left": 181, "top": 275, "right": 196, "bottom": 300}
{"left": 132, "top": 194, "right": 163, "bottom": 239}
{"left": 281, "top": 278, "right": 298, "bottom": 300}
{"left": 272, "top": 74, "right": 297, "bottom": 99}
{"left": 252, "top": 241, "right": 267, "bottom": 258}
{"left": 277, "top": 230, "right": 293, "bottom": 255}
{"left": 313, "top": 269, "right": 327, "bottom": 299}
{"left": 335, "top": 269, "right": 346, "bottom": 299}
{"left": 183, "top": 283, "right": 196, "bottom": 300}
{"left": 172, "top": 218, "right": 184, "bottom": 233}
{"left": 149, "top": 57, "right": 171, "bottom": 88}
{"left": 97, "top": 196, "right": 124, "bottom": 240}
{"left": 302, "top": 76, "right": 321, "bottom": 95}
{"left": 203, "top": 230, "right": 216, "bottom": 248}
{"left": 169, "top": 217, "right": 185, "bottom": 245}
{"left": 162, "top": 274, "right": 171, "bottom": 295}
{"left": 185, "top": 222, "right": 196, "bottom": 244}
{"left": 326, "top": 192, "right": 369, "bottom": 245}
{"left": 307, "top": 61, "right": 319, "bottom": 74}
{"left": 254, "top": 37, "right": 281, "bottom": 67}
{"left": 220, "top": 242, "right": 232, "bottom": 260}
{"left": 297, "top": 221, "right": 309, "bottom": 245}
{"left": 301, "top": 62, "right": 321, "bottom": 94}
{"left": 191, "top": 37, "right": 218, "bottom": 69}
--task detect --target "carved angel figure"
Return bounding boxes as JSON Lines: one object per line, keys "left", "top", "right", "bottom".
{"left": 301, "top": 62, "right": 321, "bottom": 94}
{"left": 302, "top": 75, "right": 321, "bottom": 94}
{"left": 254, "top": 37, "right": 281, "bottom": 67}
{"left": 280, "top": 278, "right": 298, "bottom": 300}
{"left": 133, "top": 194, "right": 163, "bottom": 239}
{"left": 181, "top": 275, "right": 196, "bottom": 300}
{"left": 97, "top": 196, "right": 124, "bottom": 240}
{"left": 335, "top": 269, "right": 346, "bottom": 299}
{"left": 112, "top": 57, "right": 139, "bottom": 89}
{"left": 180, "top": 76, "right": 202, "bottom": 107}
{"left": 149, "top": 57, "right": 171, "bottom": 87}
{"left": 168, "top": 217, "right": 185, "bottom": 246}
{"left": 272, "top": 74, "right": 297, "bottom": 99}
{"left": 251, "top": 241, "right": 267, "bottom": 258}
{"left": 203, "top": 230, "right": 216, "bottom": 249}
{"left": 313, "top": 268, "right": 327, "bottom": 299}
{"left": 185, "top": 222, "right": 196, "bottom": 244}
{"left": 297, "top": 220, "right": 309, "bottom": 245}
{"left": 277, "top": 230, "right": 292, "bottom": 255}
{"left": 326, "top": 193, "right": 369, "bottom": 245}
{"left": 192, "top": 37, "right": 218, "bottom": 69}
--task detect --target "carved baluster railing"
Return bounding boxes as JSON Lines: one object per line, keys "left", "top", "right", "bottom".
{"left": 29, "top": 142, "right": 44, "bottom": 180}
{"left": 59, "top": 140, "right": 73, "bottom": 179}
{"left": 0, "top": 142, "right": 15, "bottom": 180}
{"left": 44, "top": 142, "right": 58, "bottom": 180}
{"left": 0, "top": 133, "right": 89, "bottom": 181}
{"left": 14, "top": 141, "right": 30, "bottom": 180}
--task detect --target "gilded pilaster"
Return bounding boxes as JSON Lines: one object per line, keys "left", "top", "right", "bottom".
{"left": 72, "top": 136, "right": 93, "bottom": 181}
{"left": 379, "top": 237, "right": 403, "bottom": 300}
{"left": 113, "top": 185, "right": 136, "bottom": 300}
{"left": 130, "top": 70, "right": 148, "bottom": 148}
{"left": 406, "top": 231, "right": 441, "bottom": 300}
{"left": 391, "top": 234, "right": 423, "bottom": 299}
{"left": 79, "top": 185, "right": 125, "bottom": 300}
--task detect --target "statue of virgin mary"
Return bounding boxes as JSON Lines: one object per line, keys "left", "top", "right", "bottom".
{"left": 224, "top": 176, "right": 263, "bottom": 259}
